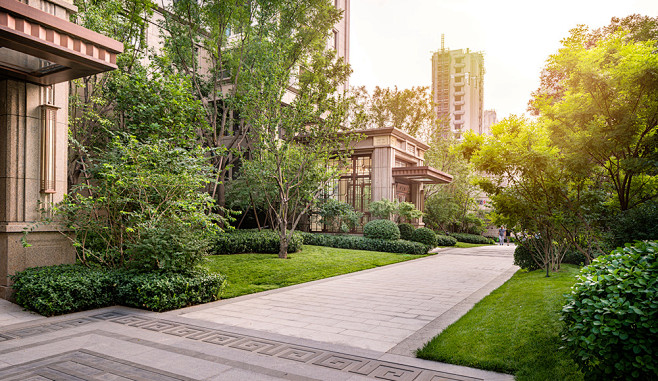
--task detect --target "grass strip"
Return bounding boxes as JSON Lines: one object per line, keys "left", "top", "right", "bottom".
{"left": 205, "top": 244, "right": 431, "bottom": 299}
{"left": 416, "top": 265, "right": 583, "bottom": 381}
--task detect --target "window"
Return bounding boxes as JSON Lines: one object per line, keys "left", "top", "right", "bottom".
{"left": 454, "top": 105, "right": 462, "bottom": 111}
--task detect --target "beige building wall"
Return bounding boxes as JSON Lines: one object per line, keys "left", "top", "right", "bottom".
{"left": 0, "top": 0, "right": 78, "bottom": 299}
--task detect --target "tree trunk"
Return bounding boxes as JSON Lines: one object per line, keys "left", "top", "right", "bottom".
{"left": 278, "top": 234, "right": 288, "bottom": 259}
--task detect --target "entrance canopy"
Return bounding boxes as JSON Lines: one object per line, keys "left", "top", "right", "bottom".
{"left": 0, "top": 0, "right": 123, "bottom": 85}
{"left": 392, "top": 166, "right": 453, "bottom": 184}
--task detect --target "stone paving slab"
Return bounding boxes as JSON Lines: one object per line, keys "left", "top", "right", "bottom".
{"left": 0, "top": 306, "right": 513, "bottom": 380}
{"left": 0, "top": 299, "right": 44, "bottom": 328}
{"left": 175, "top": 246, "right": 518, "bottom": 354}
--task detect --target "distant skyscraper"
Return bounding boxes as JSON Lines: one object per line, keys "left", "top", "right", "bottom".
{"left": 482, "top": 109, "right": 498, "bottom": 135}
{"left": 431, "top": 39, "right": 484, "bottom": 139}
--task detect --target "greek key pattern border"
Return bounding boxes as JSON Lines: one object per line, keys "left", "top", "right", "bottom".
{"left": 0, "top": 310, "right": 484, "bottom": 381}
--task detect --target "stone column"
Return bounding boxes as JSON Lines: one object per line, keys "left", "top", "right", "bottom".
{"left": 0, "top": 78, "right": 74, "bottom": 300}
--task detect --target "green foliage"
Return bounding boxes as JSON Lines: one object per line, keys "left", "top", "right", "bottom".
{"left": 11, "top": 265, "right": 226, "bottom": 316}
{"left": 449, "top": 232, "right": 493, "bottom": 245}
{"left": 214, "top": 230, "right": 303, "bottom": 255}
{"left": 363, "top": 219, "right": 400, "bottom": 240}
{"left": 368, "top": 199, "right": 398, "bottom": 220}
{"left": 10, "top": 265, "right": 116, "bottom": 316}
{"left": 606, "top": 201, "right": 658, "bottom": 250}
{"left": 349, "top": 85, "right": 434, "bottom": 138}
{"left": 398, "top": 223, "right": 415, "bottom": 240}
{"left": 317, "top": 199, "right": 363, "bottom": 233}
{"left": 513, "top": 241, "right": 542, "bottom": 271}
{"left": 410, "top": 227, "right": 437, "bottom": 247}
{"left": 435, "top": 234, "right": 458, "bottom": 247}
{"left": 300, "top": 233, "right": 428, "bottom": 254}
{"left": 55, "top": 137, "right": 222, "bottom": 271}
{"left": 561, "top": 241, "right": 658, "bottom": 380}
{"left": 117, "top": 270, "right": 226, "bottom": 312}
{"left": 368, "top": 199, "right": 422, "bottom": 223}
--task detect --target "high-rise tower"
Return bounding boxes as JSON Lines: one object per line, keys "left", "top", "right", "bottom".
{"left": 431, "top": 39, "right": 484, "bottom": 139}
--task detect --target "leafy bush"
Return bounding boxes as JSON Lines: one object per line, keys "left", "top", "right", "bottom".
{"left": 116, "top": 270, "right": 226, "bottom": 312}
{"left": 369, "top": 199, "right": 422, "bottom": 223}
{"left": 398, "top": 223, "right": 415, "bottom": 240}
{"left": 606, "top": 201, "right": 658, "bottom": 249}
{"left": 449, "top": 232, "right": 493, "bottom": 245}
{"left": 363, "top": 219, "right": 400, "bottom": 240}
{"left": 214, "top": 230, "right": 303, "bottom": 254}
{"left": 561, "top": 241, "right": 658, "bottom": 380}
{"left": 562, "top": 249, "right": 587, "bottom": 266}
{"left": 435, "top": 234, "right": 457, "bottom": 246}
{"left": 513, "top": 242, "right": 542, "bottom": 271}
{"left": 317, "top": 199, "right": 363, "bottom": 233}
{"left": 300, "top": 233, "right": 428, "bottom": 254}
{"left": 40, "top": 137, "right": 222, "bottom": 271}
{"left": 410, "top": 227, "right": 436, "bottom": 247}
{"left": 11, "top": 264, "right": 226, "bottom": 316}
{"left": 10, "top": 265, "right": 116, "bottom": 316}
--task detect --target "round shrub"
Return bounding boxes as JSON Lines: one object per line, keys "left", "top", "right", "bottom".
{"left": 513, "top": 242, "right": 542, "bottom": 271}
{"left": 410, "top": 227, "right": 436, "bottom": 247}
{"left": 363, "top": 219, "right": 400, "bottom": 240}
{"left": 398, "top": 223, "right": 415, "bottom": 240}
{"left": 561, "top": 241, "right": 658, "bottom": 380}
{"left": 435, "top": 234, "right": 457, "bottom": 246}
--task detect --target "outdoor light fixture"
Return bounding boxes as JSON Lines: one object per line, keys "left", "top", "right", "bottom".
{"left": 40, "top": 87, "right": 57, "bottom": 194}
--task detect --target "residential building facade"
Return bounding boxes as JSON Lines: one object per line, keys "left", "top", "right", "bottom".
{"left": 431, "top": 45, "right": 484, "bottom": 139}
{"left": 310, "top": 127, "right": 453, "bottom": 232}
{"left": 0, "top": 0, "right": 122, "bottom": 299}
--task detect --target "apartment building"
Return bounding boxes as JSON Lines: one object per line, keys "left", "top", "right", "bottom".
{"left": 431, "top": 45, "right": 484, "bottom": 139}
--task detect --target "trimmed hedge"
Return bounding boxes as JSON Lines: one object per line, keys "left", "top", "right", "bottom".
{"left": 561, "top": 241, "right": 658, "bottom": 380}
{"left": 300, "top": 233, "right": 428, "bottom": 254}
{"left": 214, "top": 230, "right": 302, "bottom": 254}
{"left": 10, "top": 265, "right": 116, "bottom": 316}
{"left": 398, "top": 223, "right": 415, "bottom": 240}
{"left": 363, "top": 219, "right": 400, "bottom": 240}
{"left": 117, "top": 270, "right": 225, "bottom": 312}
{"left": 410, "top": 227, "right": 436, "bottom": 247}
{"left": 436, "top": 234, "right": 457, "bottom": 246}
{"left": 449, "top": 232, "right": 494, "bottom": 245}
{"left": 10, "top": 265, "right": 226, "bottom": 316}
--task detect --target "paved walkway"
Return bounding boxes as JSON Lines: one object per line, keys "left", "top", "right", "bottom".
{"left": 0, "top": 245, "right": 518, "bottom": 381}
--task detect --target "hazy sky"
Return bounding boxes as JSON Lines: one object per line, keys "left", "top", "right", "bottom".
{"left": 349, "top": 0, "right": 658, "bottom": 119}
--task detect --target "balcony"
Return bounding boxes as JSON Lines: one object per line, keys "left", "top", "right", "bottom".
{"left": 453, "top": 100, "right": 465, "bottom": 106}
{"left": 453, "top": 110, "right": 465, "bottom": 115}
{"left": 454, "top": 91, "right": 465, "bottom": 96}
{"left": 454, "top": 62, "right": 465, "bottom": 68}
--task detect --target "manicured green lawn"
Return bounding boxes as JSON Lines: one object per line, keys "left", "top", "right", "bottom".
{"left": 453, "top": 242, "right": 495, "bottom": 248}
{"left": 416, "top": 265, "right": 583, "bottom": 381}
{"left": 204, "top": 245, "right": 431, "bottom": 299}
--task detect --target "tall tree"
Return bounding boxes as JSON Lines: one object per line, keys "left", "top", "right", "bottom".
{"left": 349, "top": 86, "right": 435, "bottom": 140}
{"left": 158, "top": 0, "right": 348, "bottom": 209}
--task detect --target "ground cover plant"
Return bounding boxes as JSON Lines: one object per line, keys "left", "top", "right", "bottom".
{"left": 417, "top": 265, "right": 583, "bottom": 380}
{"left": 204, "top": 245, "right": 431, "bottom": 299}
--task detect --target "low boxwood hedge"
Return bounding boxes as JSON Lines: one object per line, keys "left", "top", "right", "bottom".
{"left": 300, "top": 233, "right": 428, "bottom": 254}
{"left": 10, "top": 265, "right": 226, "bottom": 316}
{"left": 117, "top": 270, "right": 225, "bottom": 312}
{"left": 436, "top": 234, "right": 457, "bottom": 246}
{"left": 449, "top": 232, "right": 494, "bottom": 245}
{"left": 398, "top": 223, "right": 415, "bottom": 240}
{"left": 214, "top": 230, "right": 302, "bottom": 255}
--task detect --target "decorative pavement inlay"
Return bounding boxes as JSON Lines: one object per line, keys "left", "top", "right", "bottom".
{"left": 0, "top": 310, "right": 485, "bottom": 381}
{"left": 0, "top": 349, "right": 194, "bottom": 381}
